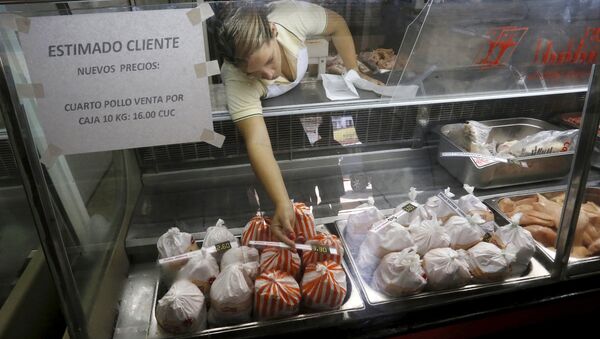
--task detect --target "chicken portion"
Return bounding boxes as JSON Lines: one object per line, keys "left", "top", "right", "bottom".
{"left": 500, "top": 193, "right": 600, "bottom": 258}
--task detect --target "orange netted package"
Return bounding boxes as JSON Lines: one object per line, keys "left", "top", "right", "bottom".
{"left": 259, "top": 247, "right": 301, "bottom": 279}
{"left": 302, "top": 233, "right": 344, "bottom": 267}
{"left": 254, "top": 270, "right": 301, "bottom": 320}
{"left": 301, "top": 260, "right": 347, "bottom": 310}
{"left": 241, "top": 213, "right": 273, "bottom": 246}
{"left": 293, "top": 203, "right": 316, "bottom": 243}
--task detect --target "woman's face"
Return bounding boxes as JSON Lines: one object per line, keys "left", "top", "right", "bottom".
{"left": 244, "top": 38, "right": 282, "bottom": 80}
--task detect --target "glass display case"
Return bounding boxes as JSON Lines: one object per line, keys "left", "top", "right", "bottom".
{"left": 1, "top": 1, "right": 600, "bottom": 338}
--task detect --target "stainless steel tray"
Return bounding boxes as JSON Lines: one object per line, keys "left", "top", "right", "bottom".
{"left": 485, "top": 188, "right": 600, "bottom": 275}
{"left": 147, "top": 226, "right": 365, "bottom": 338}
{"left": 335, "top": 219, "right": 550, "bottom": 309}
{"left": 437, "top": 118, "right": 573, "bottom": 189}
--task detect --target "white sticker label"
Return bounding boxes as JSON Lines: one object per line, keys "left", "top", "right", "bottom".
{"left": 18, "top": 9, "right": 216, "bottom": 155}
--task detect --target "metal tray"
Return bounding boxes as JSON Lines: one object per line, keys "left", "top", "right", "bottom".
{"left": 335, "top": 219, "right": 550, "bottom": 309}
{"left": 437, "top": 118, "right": 574, "bottom": 189}
{"left": 147, "top": 225, "right": 365, "bottom": 338}
{"left": 485, "top": 188, "right": 600, "bottom": 273}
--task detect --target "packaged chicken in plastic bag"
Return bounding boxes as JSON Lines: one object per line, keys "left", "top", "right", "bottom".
{"left": 408, "top": 217, "right": 451, "bottom": 256}
{"left": 423, "top": 247, "right": 471, "bottom": 290}
{"left": 241, "top": 213, "right": 273, "bottom": 246}
{"left": 372, "top": 247, "right": 427, "bottom": 297}
{"left": 208, "top": 264, "right": 253, "bottom": 326}
{"left": 293, "top": 202, "right": 317, "bottom": 243}
{"left": 392, "top": 187, "right": 429, "bottom": 226}
{"left": 498, "top": 129, "right": 578, "bottom": 157}
{"left": 444, "top": 215, "right": 485, "bottom": 250}
{"left": 302, "top": 233, "right": 344, "bottom": 267}
{"left": 178, "top": 249, "right": 219, "bottom": 295}
{"left": 357, "top": 221, "right": 415, "bottom": 281}
{"left": 157, "top": 227, "right": 197, "bottom": 259}
{"left": 344, "top": 200, "right": 385, "bottom": 249}
{"left": 260, "top": 247, "right": 301, "bottom": 280}
{"left": 220, "top": 246, "right": 260, "bottom": 280}
{"left": 203, "top": 219, "right": 239, "bottom": 263}
{"left": 491, "top": 216, "right": 535, "bottom": 276}
{"left": 156, "top": 280, "right": 207, "bottom": 334}
{"left": 254, "top": 270, "right": 301, "bottom": 320}
{"left": 465, "top": 120, "right": 493, "bottom": 155}
{"left": 467, "top": 242, "right": 516, "bottom": 282}
{"left": 302, "top": 260, "right": 347, "bottom": 310}
{"left": 456, "top": 185, "right": 494, "bottom": 222}
{"left": 424, "top": 188, "right": 457, "bottom": 222}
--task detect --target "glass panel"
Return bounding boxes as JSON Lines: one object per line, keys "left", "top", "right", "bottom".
{"left": 392, "top": 0, "right": 600, "bottom": 101}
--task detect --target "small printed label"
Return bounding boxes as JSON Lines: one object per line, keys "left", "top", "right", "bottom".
{"left": 311, "top": 244, "right": 331, "bottom": 254}
{"left": 402, "top": 203, "right": 417, "bottom": 213}
{"left": 482, "top": 233, "right": 492, "bottom": 242}
{"left": 215, "top": 241, "right": 232, "bottom": 253}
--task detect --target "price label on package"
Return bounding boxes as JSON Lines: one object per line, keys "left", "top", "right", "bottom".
{"left": 311, "top": 244, "right": 331, "bottom": 254}
{"left": 214, "top": 241, "right": 233, "bottom": 253}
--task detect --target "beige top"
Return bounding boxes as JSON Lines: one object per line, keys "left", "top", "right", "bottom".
{"left": 221, "top": 0, "right": 327, "bottom": 122}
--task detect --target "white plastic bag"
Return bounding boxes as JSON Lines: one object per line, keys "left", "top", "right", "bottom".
{"left": 392, "top": 187, "right": 430, "bottom": 225}
{"left": 220, "top": 247, "right": 259, "bottom": 269}
{"left": 457, "top": 185, "right": 494, "bottom": 221}
{"left": 424, "top": 188, "right": 456, "bottom": 222}
{"left": 208, "top": 264, "right": 253, "bottom": 326}
{"left": 345, "top": 204, "right": 384, "bottom": 250}
{"left": 357, "top": 221, "right": 415, "bottom": 280}
{"left": 203, "top": 219, "right": 239, "bottom": 263}
{"left": 372, "top": 247, "right": 427, "bottom": 297}
{"left": 492, "top": 220, "right": 535, "bottom": 276}
{"left": 465, "top": 120, "right": 493, "bottom": 155}
{"left": 423, "top": 247, "right": 471, "bottom": 290}
{"left": 444, "top": 215, "right": 485, "bottom": 250}
{"left": 178, "top": 249, "right": 219, "bottom": 295}
{"left": 156, "top": 280, "right": 207, "bottom": 334}
{"left": 157, "top": 227, "right": 194, "bottom": 259}
{"left": 467, "top": 242, "right": 516, "bottom": 282}
{"left": 408, "top": 217, "right": 451, "bottom": 256}
{"left": 501, "top": 129, "right": 578, "bottom": 157}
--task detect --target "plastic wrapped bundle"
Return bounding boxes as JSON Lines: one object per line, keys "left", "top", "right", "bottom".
{"left": 491, "top": 220, "right": 536, "bottom": 276}
{"left": 465, "top": 120, "right": 493, "bottom": 155}
{"left": 241, "top": 213, "right": 272, "bottom": 246}
{"left": 456, "top": 185, "right": 494, "bottom": 222}
{"left": 408, "top": 217, "right": 451, "bottom": 256}
{"left": 467, "top": 242, "right": 515, "bottom": 282}
{"left": 424, "top": 188, "right": 457, "bottom": 222}
{"left": 208, "top": 264, "right": 253, "bottom": 326}
{"left": 372, "top": 247, "right": 427, "bottom": 297}
{"left": 356, "top": 221, "right": 414, "bottom": 281}
{"left": 220, "top": 246, "right": 260, "bottom": 280}
{"left": 202, "top": 219, "right": 239, "bottom": 263}
{"left": 178, "top": 249, "right": 219, "bottom": 295}
{"left": 423, "top": 247, "right": 471, "bottom": 290}
{"left": 302, "top": 233, "right": 344, "bottom": 267}
{"left": 344, "top": 204, "right": 384, "bottom": 249}
{"left": 254, "top": 270, "right": 301, "bottom": 320}
{"left": 302, "top": 260, "right": 347, "bottom": 310}
{"left": 259, "top": 247, "right": 301, "bottom": 279}
{"left": 293, "top": 203, "right": 317, "bottom": 243}
{"left": 156, "top": 280, "right": 207, "bottom": 334}
{"left": 444, "top": 215, "right": 485, "bottom": 250}
{"left": 157, "top": 227, "right": 196, "bottom": 259}
{"left": 392, "top": 187, "right": 430, "bottom": 225}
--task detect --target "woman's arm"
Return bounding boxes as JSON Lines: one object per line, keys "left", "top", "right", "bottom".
{"left": 236, "top": 116, "right": 297, "bottom": 249}
{"left": 322, "top": 9, "right": 383, "bottom": 85}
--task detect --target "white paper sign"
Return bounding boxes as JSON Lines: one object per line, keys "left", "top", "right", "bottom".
{"left": 18, "top": 9, "right": 216, "bottom": 155}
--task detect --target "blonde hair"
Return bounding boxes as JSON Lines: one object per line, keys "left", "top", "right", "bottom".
{"left": 217, "top": 2, "right": 273, "bottom": 67}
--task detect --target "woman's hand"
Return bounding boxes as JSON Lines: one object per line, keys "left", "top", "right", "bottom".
{"left": 271, "top": 201, "right": 297, "bottom": 251}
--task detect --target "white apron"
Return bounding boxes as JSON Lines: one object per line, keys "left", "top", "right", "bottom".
{"left": 265, "top": 47, "right": 308, "bottom": 98}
